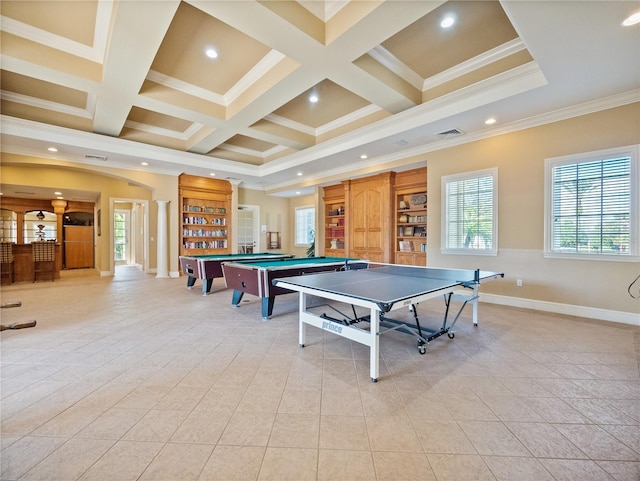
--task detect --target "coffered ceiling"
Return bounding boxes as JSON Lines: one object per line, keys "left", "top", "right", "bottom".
{"left": 1, "top": 1, "right": 638, "bottom": 196}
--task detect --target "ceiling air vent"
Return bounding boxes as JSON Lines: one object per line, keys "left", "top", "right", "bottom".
{"left": 84, "top": 154, "right": 107, "bottom": 161}
{"left": 436, "top": 128, "right": 464, "bottom": 139}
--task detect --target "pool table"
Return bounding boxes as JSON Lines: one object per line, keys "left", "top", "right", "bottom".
{"left": 179, "top": 253, "right": 293, "bottom": 295}
{"left": 222, "top": 256, "right": 362, "bottom": 319}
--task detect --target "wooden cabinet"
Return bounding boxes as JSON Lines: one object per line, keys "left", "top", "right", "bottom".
{"left": 393, "top": 167, "right": 427, "bottom": 266}
{"left": 179, "top": 174, "right": 232, "bottom": 256}
{"left": 321, "top": 168, "right": 426, "bottom": 265}
{"left": 64, "top": 226, "right": 94, "bottom": 268}
{"left": 323, "top": 184, "right": 347, "bottom": 257}
{"left": 349, "top": 172, "right": 394, "bottom": 263}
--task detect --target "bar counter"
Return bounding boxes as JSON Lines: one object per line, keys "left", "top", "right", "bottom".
{"left": 2, "top": 243, "right": 62, "bottom": 283}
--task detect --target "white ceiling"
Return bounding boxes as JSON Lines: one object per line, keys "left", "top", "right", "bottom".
{"left": 1, "top": 1, "right": 639, "bottom": 199}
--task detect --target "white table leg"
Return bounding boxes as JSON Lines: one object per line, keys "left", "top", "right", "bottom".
{"left": 472, "top": 286, "right": 479, "bottom": 326}
{"left": 369, "top": 307, "right": 380, "bottom": 382}
{"left": 299, "top": 292, "right": 307, "bottom": 347}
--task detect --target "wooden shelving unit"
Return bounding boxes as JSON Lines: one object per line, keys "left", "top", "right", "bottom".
{"left": 179, "top": 174, "right": 232, "bottom": 256}
{"left": 394, "top": 168, "right": 427, "bottom": 266}
{"left": 322, "top": 183, "right": 347, "bottom": 257}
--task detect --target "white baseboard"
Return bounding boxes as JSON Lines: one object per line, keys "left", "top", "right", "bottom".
{"left": 99, "top": 270, "right": 112, "bottom": 277}
{"left": 481, "top": 294, "right": 639, "bottom": 326}
{"left": 169, "top": 271, "right": 180, "bottom": 278}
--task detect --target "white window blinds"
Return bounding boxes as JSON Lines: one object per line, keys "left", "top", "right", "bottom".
{"left": 442, "top": 168, "right": 497, "bottom": 254}
{"left": 295, "top": 206, "right": 315, "bottom": 245}
{"left": 551, "top": 156, "right": 631, "bottom": 255}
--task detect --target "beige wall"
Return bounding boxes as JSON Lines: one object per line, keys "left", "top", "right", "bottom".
{"left": 238, "top": 188, "right": 290, "bottom": 254}
{"left": 426, "top": 103, "right": 640, "bottom": 318}
{"left": 288, "top": 191, "right": 319, "bottom": 258}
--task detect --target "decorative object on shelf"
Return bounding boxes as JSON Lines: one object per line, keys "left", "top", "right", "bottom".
{"left": 399, "top": 201, "right": 408, "bottom": 210}
{"left": 403, "top": 226, "right": 414, "bottom": 236}
{"left": 36, "top": 211, "right": 45, "bottom": 221}
{"left": 410, "top": 194, "right": 427, "bottom": 205}
{"left": 399, "top": 241, "right": 414, "bottom": 252}
{"left": 398, "top": 214, "right": 408, "bottom": 223}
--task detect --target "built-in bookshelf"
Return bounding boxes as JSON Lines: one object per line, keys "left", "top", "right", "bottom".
{"left": 394, "top": 167, "right": 427, "bottom": 266}
{"left": 323, "top": 184, "right": 346, "bottom": 256}
{"left": 179, "top": 174, "right": 232, "bottom": 255}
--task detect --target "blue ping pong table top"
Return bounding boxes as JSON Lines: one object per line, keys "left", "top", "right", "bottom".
{"left": 273, "top": 264, "right": 503, "bottom": 311}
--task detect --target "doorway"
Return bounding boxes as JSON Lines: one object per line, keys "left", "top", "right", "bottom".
{"left": 237, "top": 205, "right": 260, "bottom": 253}
{"left": 111, "top": 199, "right": 149, "bottom": 275}
{"left": 114, "top": 209, "right": 130, "bottom": 265}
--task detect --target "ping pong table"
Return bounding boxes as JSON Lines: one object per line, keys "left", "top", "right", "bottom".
{"left": 273, "top": 263, "right": 503, "bottom": 382}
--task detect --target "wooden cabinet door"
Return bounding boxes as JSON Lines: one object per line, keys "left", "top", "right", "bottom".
{"left": 64, "top": 226, "right": 94, "bottom": 268}
{"left": 349, "top": 173, "right": 393, "bottom": 262}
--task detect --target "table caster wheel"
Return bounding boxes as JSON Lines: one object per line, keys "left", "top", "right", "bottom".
{"left": 418, "top": 346, "right": 426, "bottom": 355}
{"left": 447, "top": 332, "right": 455, "bottom": 339}
{"left": 300, "top": 344, "right": 305, "bottom": 348}
{"left": 371, "top": 377, "right": 377, "bottom": 383}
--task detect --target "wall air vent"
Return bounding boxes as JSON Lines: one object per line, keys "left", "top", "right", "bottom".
{"left": 84, "top": 154, "right": 107, "bottom": 161}
{"left": 436, "top": 128, "right": 464, "bottom": 139}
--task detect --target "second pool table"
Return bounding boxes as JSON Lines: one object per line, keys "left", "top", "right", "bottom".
{"left": 221, "top": 256, "right": 363, "bottom": 319}
{"left": 179, "top": 252, "right": 293, "bottom": 295}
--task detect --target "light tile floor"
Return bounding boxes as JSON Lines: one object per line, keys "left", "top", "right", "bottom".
{"left": 1, "top": 266, "right": 639, "bottom": 481}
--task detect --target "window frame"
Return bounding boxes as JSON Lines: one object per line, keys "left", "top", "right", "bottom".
{"left": 544, "top": 144, "right": 639, "bottom": 262}
{"left": 441, "top": 167, "right": 498, "bottom": 256}
{"left": 294, "top": 205, "right": 315, "bottom": 247}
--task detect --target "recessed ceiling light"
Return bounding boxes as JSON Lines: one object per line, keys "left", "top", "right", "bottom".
{"left": 360, "top": 154, "right": 368, "bottom": 159}
{"left": 309, "top": 94, "right": 318, "bottom": 103}
{"left": 209, "top": 173, "right": 216, "bottom": 176}
{"left": 485, "top": 118, "right": 496, "bottom": 125}
{"left": 54, "top": 192, "right": 62, "bottom": 195}
{"left": 623, "top": 11, "right": 640, "bottom": 26}
{"left": 141, "top": 162, "right": 148, "bottom": 166}
{"left": 57, "top": 196, "right": 64, "bottom": 200}
{"left": 48, "top": 147, "right": 58, "bottom": 152}
{"left": 297, "top": 172, "right": 303, "bottom": 176}
{"left": 205, "top": 47, "right": 218, "bottom": 58}
{"left": 296, "top": 191, "right": 301, "bottom": 195}
{"left": 440, "top": 15, "right": 455, "bottom": 28}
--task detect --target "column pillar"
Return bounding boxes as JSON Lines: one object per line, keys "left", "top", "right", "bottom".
{"left": 155, "top": 200, "right": 169, "bottom": 278}
{"left": 51, "top": 199, "right": 67, "bottom": 243}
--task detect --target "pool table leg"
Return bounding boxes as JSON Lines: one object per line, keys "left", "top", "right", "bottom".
{"left": 231, "top": 290, "right": 244, "bottom": 307}
{"left": 202, "top": 278, "right": 214, "bottom": 296}
{"left": 186, "top": 276, "right": 196, "bottom": 289}
{"left": 262, "top": 296, "right": 275, "bottom": 320}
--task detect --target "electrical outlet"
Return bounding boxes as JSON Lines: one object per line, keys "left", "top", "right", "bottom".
{"left": 516, "top": 279, "right": 523, "bottom": 287}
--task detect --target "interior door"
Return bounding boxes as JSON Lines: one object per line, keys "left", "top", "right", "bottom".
{"left": 238, "top": 205, "right": 260, "bottom": 253}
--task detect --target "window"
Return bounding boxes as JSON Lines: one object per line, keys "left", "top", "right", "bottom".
{"left": 442, "top": 168, "right": 497, "bottom": 255}
{"left": 545, "top": 145, "right": 639, "bottom": 260}
{"left": 295, "top": 206, "right": 315, "bottom": 246}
